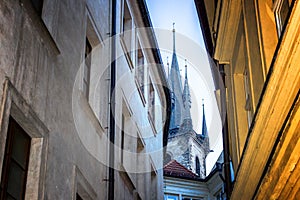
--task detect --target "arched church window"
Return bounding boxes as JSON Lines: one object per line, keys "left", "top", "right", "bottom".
{"left": 195, "top": 156, "right": 200, "bottom": 176}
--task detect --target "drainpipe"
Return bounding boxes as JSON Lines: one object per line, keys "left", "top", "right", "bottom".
{"left": 108, "top": 0, "right": 116, "bottom": 199}
{"left": 219, "top": 64, "right": 232, "bottom": 199}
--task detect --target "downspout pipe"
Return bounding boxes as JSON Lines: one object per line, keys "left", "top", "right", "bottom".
{"left": 219, "top": 64, "right": 232, "bottom": 199}
{"left": 108, "top": 0, "right": 116, "bottom": 199}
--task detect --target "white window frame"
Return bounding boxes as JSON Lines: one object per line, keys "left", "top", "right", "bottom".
{"left": 148, "top": 78, "right": 157, "bottom": 134}
{"left": 134, "top": 38, "right": 147, "bottom": 105}
{"left": 120, "top": 0, "right": 135, "bottom": 69}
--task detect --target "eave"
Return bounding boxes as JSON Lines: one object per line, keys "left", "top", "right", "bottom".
{"left": 213, "top": 0, "right": 242, "bottom": 63}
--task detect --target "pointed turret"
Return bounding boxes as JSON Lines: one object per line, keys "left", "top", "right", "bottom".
{"left": 169, "top": 24, "right": 183, "bottom": 132}
{"left": 182, "top": 62, "right": 193, "bottom": 130}
{"left": 201, "top": 100, "right": 210, "bottom": 161}
{"left": 202, "top": 101, "right": 208, "bottom": 137}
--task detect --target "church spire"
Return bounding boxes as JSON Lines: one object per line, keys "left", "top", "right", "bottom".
{"left": 182, "top": 61, "right": 193, "bottom": 130}
{"left": 169, "top": 24, "right": 183, "bottom": 131}
{"left": 172, "top": 23, "right": 176, "bottom": 53}
{"left": 202, "top": 100, "right": 208, "bottom": 137}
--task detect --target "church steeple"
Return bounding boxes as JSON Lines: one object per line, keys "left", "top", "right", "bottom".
{"left": 166, "top": 24, "right": 210, "bottom": 179}
{"left": 182, "top": 61, "right": 193, "bottom": 130}
{"left": 169, "top": 24, "right": 183, "bottom": 131}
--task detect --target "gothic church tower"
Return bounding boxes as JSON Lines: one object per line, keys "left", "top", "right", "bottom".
{"left": 166, "top": 26, "right": 210, "bottom": 178}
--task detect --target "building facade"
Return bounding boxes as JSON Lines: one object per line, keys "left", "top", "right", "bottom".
{"left": 0, "top": 0, "right": 170, "bottom": 199}
{"left": 195, "top": 0, "right": 300, "bottom": 199}
{"left": 165, "top": 28, "right": 210, "bottom": 179}
{"left": 163, "top": 160, "right": 223, "bottom": 200}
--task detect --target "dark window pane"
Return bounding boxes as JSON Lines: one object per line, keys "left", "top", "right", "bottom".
{"left": 6, "top": 194, "right": 16, "bottom": 200}
{"left": 11, "top": 127, "right": 30, "bottom": 168}
{"left": 196, "top": 157, "right": 200, "bottom": 175}
{"left": 0, "top": 118, "right": 31, "bottom": 200}
{"left": 85, "top": 38, "right": 92, "bottom": 57}
{"left": 76, "top": 193, "right": 83, "bottom": 200}
{"left": 31, "top": 0, "right": 44, "bottom": 15}
{"left": 279, "top": 0, "right": 289, "bottom": 27}
{"left": 121, "top": 114, "right": 125, "bottom": 164}
{"left": 84, "top": 38, "right": 91, "bottom": 100}
{"left": 7, "top": 161, "right": 26, "bottom": 200}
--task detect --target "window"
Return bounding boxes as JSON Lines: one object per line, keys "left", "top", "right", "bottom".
{"left": 164, "top": 194, "right": 179, "bottom": 200}
{"left": 148, "top": 80, "right": 155, "bottom": 125}
{"left": 195, "top": 156, "right": 200, "bottom": 176}
{"left": 136, "top": 130, "right": 145, "bottom": 183}
{"left": 0, "top": 117, "right": 31, "bottom": 200}
{"left": 243, "top": 68, "right": 253, "bottom": 127}
{"left": 83, "top": 38, "right": 92, "bottom": 100}
{"left": 151, "top": 171, "right": 157, "bottom": 200}
{"left": 121, "top": 0, "right": 134, "bottom": 67}
{"left": 74, "top": 167, "right": 96, "bottom": 200}
{"left": 135, "top": 40, "right": 146, "bottom": 102}
{"left": 136, "top": 132, "right": 144, "bottom": 154}
{"left": 274, "top": 0, "right": 291, "bottom": 36}
{"left": 76, "top": 193, "right": 84, "bottom": 200}
{"left": 120, "top": 101, "right": 132, "bottom": 166}
{"left": 182, "top": 197, "right": 202, "bottom": 200}
{"left": 121, "top": 114, "right": 125, "bottom": 164}
{"left": 83, "top": 13, "right": 100, "bottom": 102}
{"left": 31, "top": 0, "right": 44, "bottom": 15}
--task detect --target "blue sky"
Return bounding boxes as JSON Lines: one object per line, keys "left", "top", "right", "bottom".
{"left": 145, "top": 0, "right": 223, "bottom": 174}
{"left": 145, "top": 0, "right": 205, "bottom": 48}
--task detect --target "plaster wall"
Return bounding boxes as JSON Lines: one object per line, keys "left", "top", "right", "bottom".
{"left": 0, "top": 0, "right": 166, "bottom": 199}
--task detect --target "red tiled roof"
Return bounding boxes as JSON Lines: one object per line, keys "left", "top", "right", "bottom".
{"left": 163, "top": 160, "right": 199, "bottom": 179}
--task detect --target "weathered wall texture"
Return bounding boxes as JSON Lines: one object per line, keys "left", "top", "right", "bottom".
{"left": 0, "top": 0, "right": 167, "bottom": 199}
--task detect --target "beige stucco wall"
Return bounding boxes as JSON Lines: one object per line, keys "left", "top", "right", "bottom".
{"left": 200, "top": 0, "right": 300, "bottom": 199}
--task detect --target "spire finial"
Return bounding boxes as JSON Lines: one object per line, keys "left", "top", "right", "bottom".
{"left": 185, "top": 60, "right": 188, "bottom": 79}
{"left": 167, "top": 56, "right": 170, "bottom": 78}
{"left": 172, "top": 23, "right": 176, "bottom": 52}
